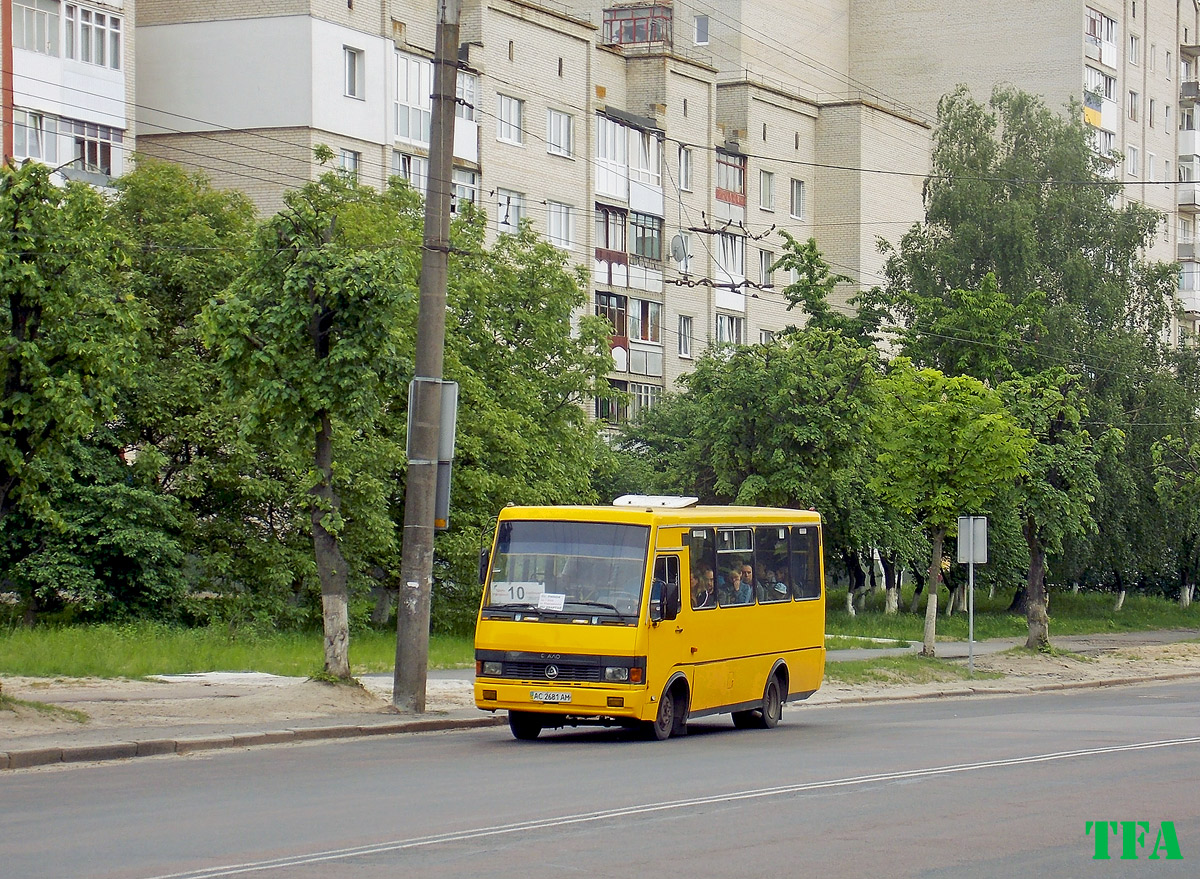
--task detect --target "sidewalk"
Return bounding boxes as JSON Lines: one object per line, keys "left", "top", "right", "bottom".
{"left": 3, "top": 629, "right": 1197, "bottom": 771}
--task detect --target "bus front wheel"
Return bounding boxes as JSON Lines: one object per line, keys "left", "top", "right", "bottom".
{"left": 649, "top": 685, "right": 688, "bottom": 740}
{"left": 509, "top": 710, "right": 543, "bottom": 740}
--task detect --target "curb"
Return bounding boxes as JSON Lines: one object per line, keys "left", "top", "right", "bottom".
{"left": 4, "top": 671, "right": 1199, "bottom": 771}
{"left": 1, "top": 715, "right": 507, "bottom": 771}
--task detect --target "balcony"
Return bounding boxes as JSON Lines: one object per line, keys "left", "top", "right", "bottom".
{"left": 1179, "top": 287, "right": 1200, "bottom": 314}
{"left": 1182, "top": 81, "right": 1200, "bottom": 102}
{"left": 1180, "top": 241, "right": 1198, "bottom": 261}
{"left": 1181, "top": 128, "right": 1200, "bottom": 158}
{"left": 1180, "top": 181, "right": 1200, "bottom": 207}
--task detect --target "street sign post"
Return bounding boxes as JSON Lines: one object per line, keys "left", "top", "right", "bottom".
{"left": 957, "top": 516, "right": 988, "bottom": 676}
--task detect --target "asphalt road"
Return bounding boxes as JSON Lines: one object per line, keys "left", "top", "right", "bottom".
{"left": 2, "top": 681, "right": 1197, "bottom": 878}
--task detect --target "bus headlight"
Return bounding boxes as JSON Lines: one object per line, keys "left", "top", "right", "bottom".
{"left": 482, "top": 661, "right": 503, "bottom": 676}
{"left": 604, "top": 666, "right": 630, "bottom": 682}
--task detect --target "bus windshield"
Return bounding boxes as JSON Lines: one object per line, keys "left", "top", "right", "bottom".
{"left": 486, "top": 520, "right": 650, "bottom": 619}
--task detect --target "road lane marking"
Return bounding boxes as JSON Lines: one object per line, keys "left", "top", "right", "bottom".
{"left": 142, "top": 735, "right": 1200, "bottom": 878}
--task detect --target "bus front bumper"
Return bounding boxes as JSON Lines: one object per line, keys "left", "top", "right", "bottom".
{"left": 475, "top": 680, "right": 651, "bottom": 721}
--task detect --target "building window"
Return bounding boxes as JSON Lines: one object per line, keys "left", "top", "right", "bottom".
{"left": 339, "top": 149, "right": 360, "bottom": 180}
{"left": 392, "top": 152, "right": 428, "bottom": 196}
{"left": 679, "top": 315, "right": 694, "bottom": 358}
{"left": 496, "top": 188, "right": 524, "bottom": 234}
{"left": 694, "top": 14, "right": 709, "bottom": 45}
{"left": 629, "top": 382, "right": 662, "bottom": 419}
{"left": 759, "top": 170, "right": 774, "bottom": 210}
{"left": 396, "top": 52, "right": 432, "bottom": 145}
{"left": 1148, "top": 153, "right": 1157, "bottom": 178}
{"left": 1150, "top": 43, "right": 1156, "bottom": 71}
{"left": 1094, "top": 128, "right": 1115, "bottom": 155}
{"left": 547, "top": 108, "right": 573, "bottom": 157}
{"left": 716, "top": 151, "right": 746, "bottom": 205}
{"left": 1086, "top": 7, "right": 1116, "bottom": 45}
{"left": 1128, "top": 91, "right": 1139, "bottom": 121}
{"left": 715, "top": 232, "right": 745, "bottom": 285}
{"left": 14, "top": 0, "right": 60, "bottom": 56}
{"left": 676, "top": 231, "right": 692, "bottom": 273}
{"left": 68, "top": 118, "right": 122, "bottom": 176}
{"left": 1149, "top": 98, "right": 1156, "bottom": 127}
{"left": 630, "top": 129, "right": 661, "bottom": 186}
{"left": 1086, "top": 66, "right": 1116, "bottom": 100}
{"left": 497, "top": 94, "right": 524, "bottom": 144}
{"left": 629, "top": 299, "right": 662, "bottom": 343}
{"left": 759, "top": 249, "right": 774, "bottom": 287}
{"left": 452, "top": 168, "right": 478, "bottom": 212}
{"left": 602, "top": 4, "right": 672, "bottom": 45}
{"left": 1166, "top": 159, "right": 1172, "bottom": 181}
{"left": 547, "top": 201, "right": 573, "bottom": 248}
{"left": 596, "top": 292, "right": 628, "bottom": 337}
{"left": 1168, "top": 51, "right": 1173, "bottom": 80}
{"left": 12, "top": 110, "right": 58, "bottom": 163}
{"left": 344, "top": 47, "right": 364, "bottom": 98}
{"left": 1129, "top": 34, "right": 1140, "bottom": 66}
{"left": 1181, "top": 217, "right": 1194, "bottom": 244}
{"left": 679, "top": 146, "right": 693, "bottom": 191}
{"left": 596, "top": 115, "right": 629, "bottom": 198}
{"left": 596, "top": 380, "right": 629, "bottom": 425}
{"left": 456, "top": 71, "right": 478, "bottom": 121}
{"left": 790, "top": 178, "right": 806, "bottom": 219}
{"left": 1126, "top": 145, "right": 1140, "bottom": 177}
{"left": 596, "top": 205, "right": 627, "bottom": 255}
{"left": 759, "top": 329, "right": 776, "bottom": 345}
{"left": 630, "top": 212, "right": 663, "bottom": 261}
{"left": 716, "top": 313, "right": 744, "bottom": 345}
{"left": 65, "top": 5, "right": 120, "bottom": 69}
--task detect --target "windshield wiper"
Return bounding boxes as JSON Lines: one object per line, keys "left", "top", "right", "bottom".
{"left": 563, "top": 600, "right": 625, "bottom": 616}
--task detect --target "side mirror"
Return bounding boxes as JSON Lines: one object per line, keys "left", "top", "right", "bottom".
{"left": 478, "top": 549, "right": 489, "bottom": 585}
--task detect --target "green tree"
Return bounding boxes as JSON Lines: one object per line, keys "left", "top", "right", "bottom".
{"left": 870, "top": 360, "right": 1032, "bottom": 654}
{"left": 0, "top": 161, "right": 142, "bottom": 527}
{"left": 204, "top": 173, "right": 420, "bottom": 678}
{"left": 1000, "top": 371, "right": 1112, "bottom": 647}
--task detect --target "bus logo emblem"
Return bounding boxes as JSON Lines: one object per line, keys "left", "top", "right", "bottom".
{"left": 545, "top": 665, "right": 560, "bottom": 679}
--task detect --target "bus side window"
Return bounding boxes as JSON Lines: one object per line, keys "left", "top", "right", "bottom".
{"left": 791, "top": 526, "right": 822, "bottom": 600}
{"left": 652, "top": 555, "right": 681, "bottom": 621}
{"left": 755, "top": 526, "right": 790, "bottom": 602}
{"left": 685, "top": 527, "right": 717, "bottom": 610}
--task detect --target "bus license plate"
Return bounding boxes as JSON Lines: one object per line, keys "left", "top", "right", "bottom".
{"left": 530, "top": 691, "right": 571, "bottom": 703}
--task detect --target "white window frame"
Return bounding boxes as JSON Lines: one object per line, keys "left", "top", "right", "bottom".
{"left": 678, "top": 146, "right": 692, "bottom": 191}
{"left": 395, "top": 52, "right": 432, "bottom": 145}
{"left": 547, "top": 201, "right": 573, "bottom": 249}
{"left": 1126, "top": 144, "right": 1140, "bottom": 177}
{"left": 339, "top": 149, "right": 361, "bottom": 181}
{"left": 678, "top": 315, "right": 694, "bottom": 358}
{"left": 694, "top": 14, "right": 709, "bottom": 45}
{"left": 14, "top": 0, "right": 60, "bottom": 56}
{"left": 497, "top": 94, "right": 524, "bottom": 145}
{"left": 456, "top": 71, "right": 477, "bottom": 122}
{"left": 759, "top": 169, "right": 774, "bottom": 210}
{"left": 392, "top": 152, "right": 428, "bottom": 197}
{"left": 1128, "top": 91, "right": 1139, "bottom": 121}
{"left": 547, "top": 108, "right": 573, "bottom": 157}
{"left": 452, "top": 168, "right": 478, "bottom": 212}
{"left": 790, "top": 178, "right": 806, "bottom": 219}
{"left": 13, "top": 109, "right": 58, "bottom": 162}
{"left": 496, "top": 188, "right": 525, "bottom": 234}
{"left": 65, "top": 4, "right": 121, "bottom": 69}
{"left": 759, "top": 249, "right": 774, "bottom": 287}
{"left": 716, "top": 313, "right": 744, "bottom": 345}
{"left": 630, "top": 129, "right": 661, "bottom": 186}
{"left": 759, "top": 329, "right": 776, "bottom": 345}
{"left": 344, "top": 46, "right": 365, "bottom": 99}
{"left": 1129, "top": 34, "right": 1140, "bottom": 66}
{"left": 715, "top": 232, "right": 745, "bottom": 285}
{"left": 676, "top": 230, "right": 692, "bottom": 273}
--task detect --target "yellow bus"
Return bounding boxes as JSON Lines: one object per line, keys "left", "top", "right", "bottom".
{"left": 473, "top": 495, "right": 825, "bottom": 740}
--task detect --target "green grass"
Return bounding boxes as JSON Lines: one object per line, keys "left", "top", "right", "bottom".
{"left": 0, "top": 692, "right": 88, "bottom": 723}
{"left": 827, "top": 587, "right": 1200, "bottom": 642}
{"left": 0, "top": 623, "right": 474, "bottom": 680}
{"left": 825, "top": 635, "right": 910, "bottom": 650}
{"left": 824, "top": 655, "right": 1002, "bottom": 685}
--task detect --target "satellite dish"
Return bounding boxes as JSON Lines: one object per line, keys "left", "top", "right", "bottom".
{"left": 669, "top": 234, "right": 688, "bottom": 264}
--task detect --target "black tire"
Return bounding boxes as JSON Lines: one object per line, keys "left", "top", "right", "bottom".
{"left": 649, "top": 687, "right": 682, "bottom": 741}
{"left": 508, "top": 710, "right": 543, "bottom": 741}
{"left": 760, "top": 677, "right": 783, "bottom": 729}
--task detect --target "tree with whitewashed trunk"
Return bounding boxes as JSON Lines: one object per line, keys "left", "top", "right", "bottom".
{"left": 870, "top": 360, "right": 1032, "bottom": 655}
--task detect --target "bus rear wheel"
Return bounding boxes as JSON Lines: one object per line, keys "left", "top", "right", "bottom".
{"left": 508, "top": 710, "right": 543, "bottom": 740}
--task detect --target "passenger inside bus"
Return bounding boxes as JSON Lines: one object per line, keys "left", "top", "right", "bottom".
{"left": 718, "top": 558, "right": 752, "bottom": 606}
{"left": 693, "top": 565, "right": 717, "bottom": 609}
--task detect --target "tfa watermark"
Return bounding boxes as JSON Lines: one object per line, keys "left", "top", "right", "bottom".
{"left": 1086, "top": 821, "right": 1183, "bottom": 860}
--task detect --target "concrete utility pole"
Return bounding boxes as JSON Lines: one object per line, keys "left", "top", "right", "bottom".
{"left": 394, "top": 0, "right": 461, "bottom": 712}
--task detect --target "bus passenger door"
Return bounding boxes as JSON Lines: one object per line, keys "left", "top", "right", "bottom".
{"left": 647, "top": 553, "right": 690, "bottom": 708}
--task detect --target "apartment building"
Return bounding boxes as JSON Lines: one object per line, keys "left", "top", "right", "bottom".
{"left": 3, "top": 0, "right": 135, "bottom": 183}
{"left": 133, "top": 0, "right": 929, "bottom": 426}
{"left": 849, "top": 0, "right": 1197, "bottom": 336}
